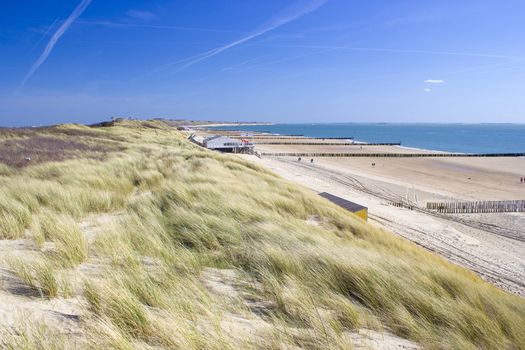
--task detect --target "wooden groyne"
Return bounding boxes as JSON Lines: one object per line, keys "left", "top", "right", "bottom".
{"left": 253, "top": 142, "right": 401, "bottom": 146}
{"left": 232, "top": 136, "right": 306, "bottom": 139}
{"left": 230, "top": 136, "right": 354, "bottom": 140}
{"left": 260, "top": 152, "right": 525, "bottom": 158}
{"left": 427, "top": 200, "right": 525, "bottom": 213}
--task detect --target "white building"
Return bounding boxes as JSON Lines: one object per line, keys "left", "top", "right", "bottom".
{"left": 203, "top": 135, "right": 253, "bottom": 153}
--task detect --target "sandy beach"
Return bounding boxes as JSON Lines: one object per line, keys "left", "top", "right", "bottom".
{"left": 223, "top": 135, "right": 525, "bottom": 296}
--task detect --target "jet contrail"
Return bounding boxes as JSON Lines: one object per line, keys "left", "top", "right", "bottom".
{"left": 30, "top": 18, "right": 59, "bottom": 51}
{"left": 250, "top": 44, "right": 525, "bottom": 61}
{"left": 19, "top": 0, "right": 92, "bottom": 89}
{"left": 166, "top": 0, "right": 329, "bottom": 72}
{"left": 76, "top": 20, "right": 243, "bottom": 34}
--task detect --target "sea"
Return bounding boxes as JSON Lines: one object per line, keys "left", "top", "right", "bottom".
{"left": 210, "top": 123, "right": 525, "bottom": 154}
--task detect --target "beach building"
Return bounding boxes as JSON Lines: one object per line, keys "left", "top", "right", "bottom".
{"left": 188, "top": 134, "right": 205, "bottom": 145}
{"left": 319, "top": 192, "right": 368, "bottom": 221}
{"left": 203, "top": 135, "right": 254, "bottom": 153}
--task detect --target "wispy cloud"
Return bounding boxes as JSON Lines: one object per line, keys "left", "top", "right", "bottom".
{"left": 18, "top": 0, "right": 92, "bottom": 90}
{"left": 126, "top": 10, "right": 156, "bottom": 21}
{"left": 220, "top": 56, "right": 268, "bottom": 72}
{"left": 76, "top": 20, "right": 242, "bottom": 34}
{"left": 252, "top": 44, "right": 525, "bottom": 61}
{"left": 30, "top": 19, "right": 59, "bottom": 51}
{"left": 424, "top": 79, "right": 444, "bottom": 84}
{"left": 441, "top": 60, "right": 524, "bottom": 76}
{"left": 386, "top": 9, "right": 443, "bottom": 26}
{"left": 424, "top": 88, "right": 431, "bottom": 92}
{"left": 165, "top": 0, "right": 329, "bottom": 72}
{"left": 235, "top": 49, "right": 336, "bottom": 72}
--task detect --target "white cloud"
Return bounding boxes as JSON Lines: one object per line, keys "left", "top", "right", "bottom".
{"left": 424, "top": 88, "right": 431, "bottom": 92}
{"left": 19, "top": 0, "right": 92, "bottom": 89}
{"left": 424, "top": 79, "right": 444, "bottom": 84}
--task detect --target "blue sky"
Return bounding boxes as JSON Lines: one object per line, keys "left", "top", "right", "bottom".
{"left": 1, "top": 0, "right": 524, "bottom": 126}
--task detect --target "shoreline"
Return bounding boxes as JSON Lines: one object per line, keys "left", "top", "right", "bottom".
{"left": 205, "top": 123, "right": 525, "bottom": 155}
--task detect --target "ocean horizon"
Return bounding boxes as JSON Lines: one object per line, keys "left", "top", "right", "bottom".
{"left": 210, "top": 123, "right": 525, "bottom": 154}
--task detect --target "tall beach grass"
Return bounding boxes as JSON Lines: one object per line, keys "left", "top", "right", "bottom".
{"left": 0, "top": 120, "right": 523, "bottom": 349}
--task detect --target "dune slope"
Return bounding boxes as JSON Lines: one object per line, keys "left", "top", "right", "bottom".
{"left": 0, "top": 120, "right": 524, "bottom": 349}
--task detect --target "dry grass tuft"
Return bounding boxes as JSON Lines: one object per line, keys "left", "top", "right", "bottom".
{"left": 0, "top": 320, "right": 71, "bottom": 350}
{"left": 35, "top": 212, "right": 88, "bottom": 266}
{"left": 7, "top": 257, "right": 59, "bottom": 298}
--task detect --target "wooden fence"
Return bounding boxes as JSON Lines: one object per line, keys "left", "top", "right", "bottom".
{"left": 390, "top": 202, "right": 415, "bottom": 209}
{"left": 427, "top": 200, "right": 525, "bottom": 213}
{"left": 260, "top": 152, "right": 525, "bottom": 158}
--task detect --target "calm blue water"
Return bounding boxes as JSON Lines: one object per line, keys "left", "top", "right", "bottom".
{"left": 211, "top": 123, "right": 525, "bottom": 154}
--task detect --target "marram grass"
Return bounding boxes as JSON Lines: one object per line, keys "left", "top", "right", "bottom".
{"left": 0, "top": 120, "right": 524, "bottom": 349}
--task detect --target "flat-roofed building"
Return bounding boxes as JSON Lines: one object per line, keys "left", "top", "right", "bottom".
{"left": 203, "top": 135, "right": 254, "bottom": 153}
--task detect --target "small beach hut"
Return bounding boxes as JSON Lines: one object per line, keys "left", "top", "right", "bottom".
{"left": 319, "top": 192, "right": 368, "bottom": 221}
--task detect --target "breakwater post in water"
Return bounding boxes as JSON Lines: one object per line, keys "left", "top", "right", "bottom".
{"left": 427, "top": 200, "right": 525, "bottom": 213}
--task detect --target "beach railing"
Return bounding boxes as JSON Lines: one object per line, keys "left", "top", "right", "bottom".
{"left": 259, "top": 152, "right": 525, "bottom": 158}
{"left": 426, "top": 200, "right": 525, "bottom": 213}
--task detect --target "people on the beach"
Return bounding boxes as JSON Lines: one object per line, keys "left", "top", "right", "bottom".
{"left": 298, "top": 157, "right": 301, "bottom": 162}
{"left": 310, "top": 158, "right": 314, "bottom": 163}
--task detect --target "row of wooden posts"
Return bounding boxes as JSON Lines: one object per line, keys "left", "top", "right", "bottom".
{"left": 260, "top": 152, "right": 525, "bottom": 158}
{"left": 230, "top": 136, "right": 353, "bottom": 140}
{"left": 251, "top": 142, "right": 401, "bottom": 146}
{"left": 427, "top": 200, "right": 525, "bottom": 213}
{"left": 390, "top": 202, "right": 414, "bottom": 209}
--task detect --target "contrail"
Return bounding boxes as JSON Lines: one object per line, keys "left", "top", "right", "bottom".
{"left": 19, "top": 0, "right": 92, "bottom": 89}
{"left": 235, "top": 48, "right": 336, "bottom": 72}
{"left": 166, "top": 0, "right": 329, "bottom": 72}
{"left": 251, "top": 44, "right": 525, "bottom": 61}
{"left": 76, "top": 20, "right": 243, "bottom": 34}
{"left": 30, "top": 18, "right": 59, "bottom": 51}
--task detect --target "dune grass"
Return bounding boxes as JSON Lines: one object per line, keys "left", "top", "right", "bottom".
{"left": 6, "top": 257, "right": 59, "bottom": 298}
{"left": 0, "top": 120, "right": 524, "bottom": 349}
{"left": 0, "top": 320, "right": 70, "bottom": 350}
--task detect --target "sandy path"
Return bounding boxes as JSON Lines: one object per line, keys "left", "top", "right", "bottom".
{"left": 241, "top": 152, "right": 525, "bottom": 297}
